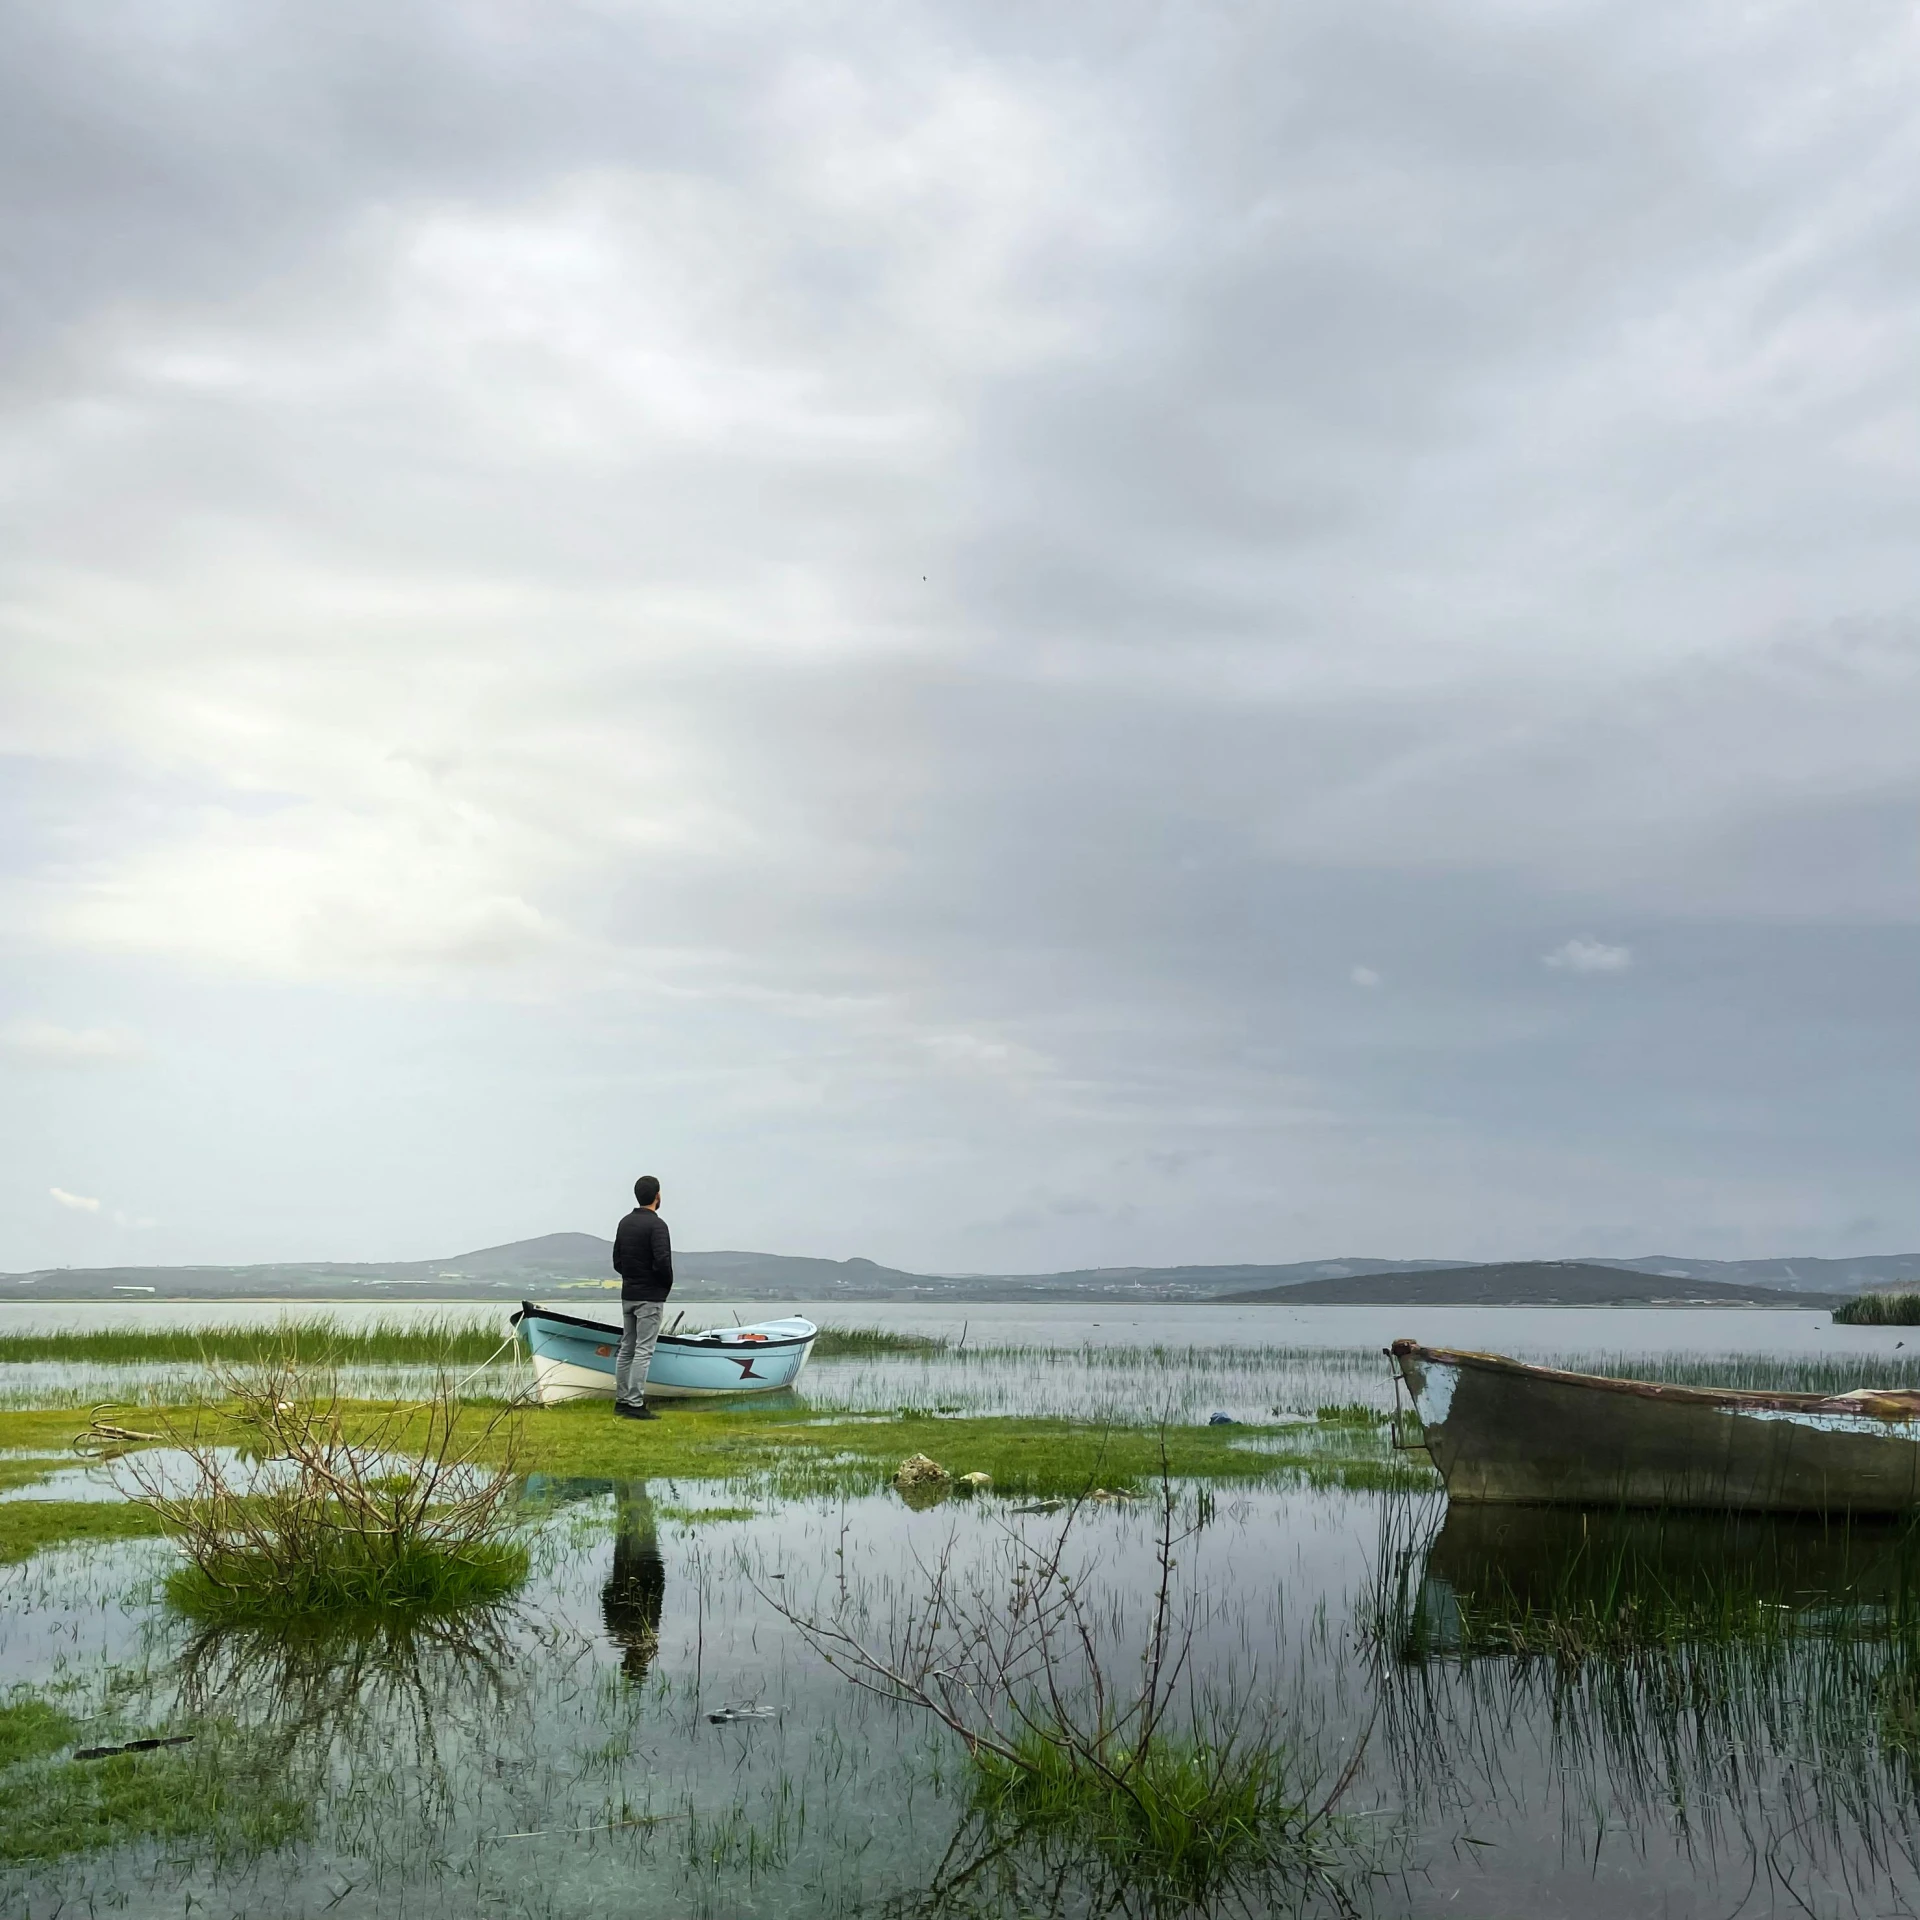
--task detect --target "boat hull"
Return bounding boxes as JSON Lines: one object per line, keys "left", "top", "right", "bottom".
{"left": 513, "top": 1303, "right": 817, "bottom": 1403}
{"left": 1392, "top": 1339, "right": 1920, "bottom": 1514}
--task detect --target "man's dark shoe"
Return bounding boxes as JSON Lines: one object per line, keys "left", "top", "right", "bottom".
{"left": 614, "top": 1403, "right": 659, "bottom": 1420}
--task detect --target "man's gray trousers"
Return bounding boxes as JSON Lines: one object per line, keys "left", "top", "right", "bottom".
{"left": 615, "top": 1299, "right": 665, "bottom": 1409}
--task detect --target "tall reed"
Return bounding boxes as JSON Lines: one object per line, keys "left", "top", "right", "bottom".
{"left": 1834, "top": 1293, "right": 1920, "bottom": 1327}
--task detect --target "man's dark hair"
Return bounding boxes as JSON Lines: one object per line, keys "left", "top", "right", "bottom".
{"left": 633, "top": 1175, "right": 661, "bottom": 1207}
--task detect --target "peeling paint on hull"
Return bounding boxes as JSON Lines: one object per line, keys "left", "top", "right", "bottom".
{"left": 1392, "top": 1340, "right": 1920, "bottom": 1514}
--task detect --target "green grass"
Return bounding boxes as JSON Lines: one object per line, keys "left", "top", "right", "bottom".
{"left": 658, "top": 1503, "right": 758, "bottom": 1523}
{"left": 970, "top": 1728, "right": 1322, "bottom": 1901}
{"left": 0, "top": 1316, "right": 945, "bottom": 1371}
{"left": 164, "top": 1535, "right": 531, "bottom": 1626}
{"left": 0, "top": 1315, "right": 511, "bottom": 1369}
{"left": 0, "top": 1454, "right": 67, "bottom": 1494}
{"left": 1575, "top": 1350, "right": 1920, "bottom": 1395}
{"left": 0, "top": 1500, "right": 165, "bottom": 1566}
{"left": 0, "top": 1400, "right": 1428, "bottom": 1511}
{"left": 809, "top": 1326, "right": 948, "bottom": 1359}
{"left": 0, "top": 1697, "right": 79, "bottom": 1768}
{"left": 0, "top": 1714, "right": 309, "bottom": 1864}
{"left": 1834, "top": 1293, "right": 1920, "bottom": 1327}
{"left": 444, "top": 1401, "right": 1426, "bottom": 1498}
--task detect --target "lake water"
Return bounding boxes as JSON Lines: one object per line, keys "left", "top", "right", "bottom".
{"left": 6, "top": 1302, "right": 1920, "bottom": 1915}
{"left": 2, "top": 1300, "right": 1911, "bottom": 1418}
{"left": 0, "top": 1296, "right": 1900, "bottom": 1358}
{"left": 8, "top": 1479, "right": 1920, "bottom": 1917}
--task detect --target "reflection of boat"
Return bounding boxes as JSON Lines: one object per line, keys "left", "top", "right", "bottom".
{"left": 1392, "top": 1339, "right": 1920, "bottom": 1513}
{"left": 512, "top": 1302, "right": 818, "bottom": 1403}
{"left": 1410, "top": 1503, "right": 1920, "bottom": 1654}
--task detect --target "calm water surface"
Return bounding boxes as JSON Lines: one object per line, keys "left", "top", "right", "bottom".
{"left": 5, "top": 1303, "right": 1920, "bottom": 1915}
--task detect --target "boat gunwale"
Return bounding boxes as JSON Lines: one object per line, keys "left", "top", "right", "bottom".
{"left": 513, "top": 1300, "right": 818, "bottom": 1352}
{"left": 1389, "top": 1338, "right": 1920, "bottom": 1418}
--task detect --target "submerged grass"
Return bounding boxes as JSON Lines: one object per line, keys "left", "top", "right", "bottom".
{"left": 971, "top": 1727, "right": 1320, "bottom": 1900}
{"left": 0, "top": 1697, "right": 77, "bottom": 1768}
{"left": 0, "top": 1714, "right": 309, "bottom": 1864}
{"left": 0, "top": 1453, "right": 68, "bottom": 1493}
{"left": 0, "top": 1499, "right": 164, "bottom": 1566}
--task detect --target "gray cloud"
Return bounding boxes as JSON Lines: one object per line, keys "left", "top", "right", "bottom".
{"left": 0, "top": 0, "right": 1916, "bottom": 1269}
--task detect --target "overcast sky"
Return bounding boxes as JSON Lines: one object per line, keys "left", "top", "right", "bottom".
{"left": 2, "top": 0, "right": 1917, "bottom": 1274}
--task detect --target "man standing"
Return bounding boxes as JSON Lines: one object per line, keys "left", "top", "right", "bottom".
{"left": 612, "top": 1175, "right": 673, "bottom": 1420}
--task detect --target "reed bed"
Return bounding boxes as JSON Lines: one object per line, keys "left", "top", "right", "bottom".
{"left": 1571, "top": 1350, "right": 1920, "bottom": 1395}
{"left": 0, "top": 1316, "right": 508, "bottom": 1369}
{"left": 1834, "top": 1293, "right": 1920, "bottom": 1327}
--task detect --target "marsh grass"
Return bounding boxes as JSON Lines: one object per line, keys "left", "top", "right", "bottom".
{"left": 0, "top": 1315, "right": 509, "bottom": 1369}
{"left": 0, "top": 1499, "right": 164, "bottom": 1566}
{"left": 0, "top": 1394, "right": 1417, "bottom": 1512}
{"left": 1834, "top": 1293, "right": 1920, "bottom": 1327}
{"left": 0, "top": 1734, "right": 310, "bottom": 1864}
{"left": 166, "top": 1533, "right": 529, "bottom": 1620}
{"left": 0, "top": 1690, "right": 309, "bottom": 1865}
{"left": 0, "top": 1696, "right": 76, "bottom": 1768}
{"left": 0, "top": 1317, "right": 941, "bottom": 1370}
{"left": 810, "top": 1328, "right": 948, "bottom": 1359}
{"left": 767, "top": 1469, "right": 1359, "bottom": 1914}
{"left": 1365, "top": 1493, "right": 1920, "bottom": 1893}
{"left": 1564, "top": 1350, "right": 1920, "bottom": 1394}
{"left": 100, "top": 1355, "right": 527, "bottom": 1622}
{"left": 0, "top": 1453, "right": 67, "bottom": 1493}
{"left": 969, "top": 1725, "right": 1327, "bottom": 1902}
{"left": 1372, "top": 1499, "right": 1920, "bottom": 1664}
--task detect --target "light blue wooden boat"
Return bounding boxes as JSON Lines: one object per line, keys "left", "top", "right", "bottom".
{"left": 511, "top": 1300, "right": 818, "bottom": 1402}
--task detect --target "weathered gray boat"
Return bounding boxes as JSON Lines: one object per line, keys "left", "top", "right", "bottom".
{"left": 1391, "top": 1339, "right": 1920, "bottom": 1513}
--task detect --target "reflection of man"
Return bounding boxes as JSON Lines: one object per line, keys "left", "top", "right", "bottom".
{"left": 612, "top": 1175, "right": 673, "bottom": 1420}
{"left": 601, "top": 1482, "right": 666, "bottom": 1685}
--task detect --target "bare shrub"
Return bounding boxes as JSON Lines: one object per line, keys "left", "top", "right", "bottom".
{"left": 761, "top": 1468, "right": 1363, "bottom": 1912}
{"left": 88, "top": 1354, "right": 525, "bottom": 1620}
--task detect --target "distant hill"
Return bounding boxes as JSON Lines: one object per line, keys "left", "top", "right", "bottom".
{"left": 2, "top": 1239, "right": 1903, "bottom": 1305}
{"left": 1219, "top": 1261, "right": 1845, "bottom": 1308}
{"left": 1575, "top": 1253, "right": 1920, "bottom": 1292}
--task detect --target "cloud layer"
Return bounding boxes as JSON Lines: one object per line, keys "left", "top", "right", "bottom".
{"left": 1, "top": 0, "right": 1916, "bottom": 1269}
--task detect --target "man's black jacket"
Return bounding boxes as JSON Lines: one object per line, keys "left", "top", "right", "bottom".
{"left": 613, "top": 1208, "right": 674, "bottom": 1303}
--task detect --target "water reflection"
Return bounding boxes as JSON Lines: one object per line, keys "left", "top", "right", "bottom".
{"left": 602, "top": 1483, "right": 666, "bottom": 1685}
{"left": 172, "top": 1601, "right": 535, "bottom": 1836}
{"left": 521, "top": 1474, "right": 669, "bottom": 1684}
{"left": 1371, "top": 1500, "right": 1920, "bottom": 1913}
{"left": 1405, "top": 1502, "right": 1920, "bottom": 1657}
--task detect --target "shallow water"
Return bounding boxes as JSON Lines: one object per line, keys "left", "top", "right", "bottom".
{"left": 4, "top": 1300, "right": 1917, "bottom": 1417}
{"left": 0, "top": 1298, "right": 1903, "bottom": 1356}
{"left": 9, "top": 1316, "right": 1920, "bottom": 1914}
{"left": 9, "top": 1475, "right": 1920, "bottom": 1916}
